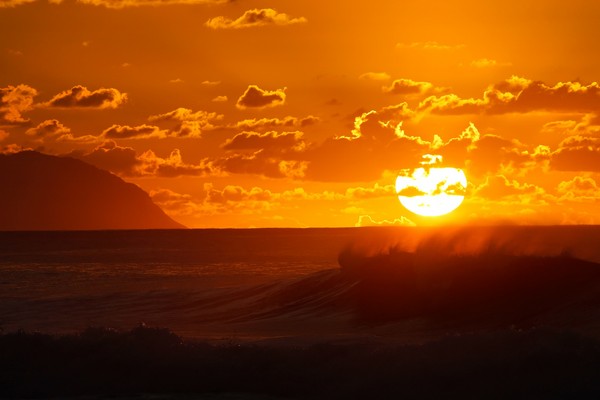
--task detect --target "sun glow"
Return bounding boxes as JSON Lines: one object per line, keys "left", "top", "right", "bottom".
{"left": 396, "top": 167, "right": 467, "bottom": 217}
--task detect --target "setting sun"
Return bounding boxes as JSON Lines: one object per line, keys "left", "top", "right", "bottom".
{"left": 396, "top": 167, "right": 467, "bottom": 217}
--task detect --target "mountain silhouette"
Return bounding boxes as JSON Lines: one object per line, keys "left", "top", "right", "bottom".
{"left": 0, "top": 151, "right": 185, "bottom": 230}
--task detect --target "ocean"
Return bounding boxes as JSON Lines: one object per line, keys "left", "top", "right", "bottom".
{"left": 0, "top": 228, "right": 354, "bottom": 339}
{"left": 2, "top": 226, "right": 600, "bottom": 398}
{"left": 2, "top": 226, "right": 600, "bottom": 340}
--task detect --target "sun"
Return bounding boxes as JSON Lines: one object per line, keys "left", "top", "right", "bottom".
{"left": 396, "top": 166, "right": 467, "bottom": 217}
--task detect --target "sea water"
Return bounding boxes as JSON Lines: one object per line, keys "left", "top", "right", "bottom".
{"left": 2, "top": 226, "right": 600, "bottom": 339}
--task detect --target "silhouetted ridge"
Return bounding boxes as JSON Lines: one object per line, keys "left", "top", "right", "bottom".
{"left": 0, "top": 151, "right": 184, "bottom": 230}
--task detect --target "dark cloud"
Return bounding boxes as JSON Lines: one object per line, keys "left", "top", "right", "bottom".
{"left": 419, "top": 76, "right": 600, "bottom": 115}
{"left": 102, "top": 124, "right": 166, "bottom": 139}
{"left": 148, "top": 107, "right": 223, "bottom": 137}
{"left": 222, "top": 131, "right": 306, "bottom": 152}
{"left": 69, "top": 141, "right": 140, "bottom": 176}
{"left": 1, "top": 84, "right": 37, "bottom": 125}
{"left": 236, "top": 85, "right": 286, "bottom": 110}
{"left": 214, "top": 150, "right": 307, "bottom": 179}
{"left": 233, "top": 115, "right": 319, "bottom": 130}
{"left": 382, "top": 78, "right": 434, "bottom": 95}
{"left": 25, "top": 119, "right": 70, "bottom": 139}
{"left": 149, "top": 188, "right": 200, "bottom": 216}
{"left": 1, "top": 0, "right": 229, "bottom": 8}
{"left": 397, "top": 186, "right": 427, "bottom": 197}
{"left": 303, "top": 109, "right": 427, "bottom": 181}
{"left": 551, "top": 135, "right": 600, "bottom": 172}
{"left": 68, "top": 141, "right": 213, "bottom": 178}
{"left": 43, "top": 85, "right": 127, "bottom": 109}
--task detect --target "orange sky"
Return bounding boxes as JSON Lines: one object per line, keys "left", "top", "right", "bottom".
{"left": 1, "top": 0, "right": 600, "bottom": 227}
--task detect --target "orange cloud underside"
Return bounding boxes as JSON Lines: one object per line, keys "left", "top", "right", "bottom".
{"left": 1, "top": 0, "right": 600, "bottom": 227}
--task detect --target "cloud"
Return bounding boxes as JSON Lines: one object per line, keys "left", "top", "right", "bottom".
{"left": 201, "top": 80, "right": 221, "bottom": 86}
{"left": 298, "top": 107, "right": 547, "bottom": 183}
{"left": 0, "top": 130, "right": 9, "bottom": 142}
{"left": 210, "top": 104, "right": 543, "bottom": 184}
{"left": 18, "top": 118, "right": 97, "bottom": 143}
{"left": 0, "top": 0, "right": 35, "bottom": 7}
{"left": 149, "top": 185, "right": 334, "bottom": 220}
{"left": 469, "top": 58, "right": 511, "bottom": 68}
{"left": 223, "top": 131, "right": 306, "bottom": 152}
{"left": 69, "top": 140, "right": 213, "bottom": 177}
{"left": 556, "top": 176, "right": 600, "bottom": 201}
{"left": 152, "top": 185, "right": 287, "bottom": 219}
{"left": 233, "top": 115, "right": 319, "bottom": 130}
{"left": 1, "top": 143, "right": 32, "bottom": 154}
{"left": 355, "top": 215, "right": 416, "bottom": 227}
{"left": 43, "top": 85, "right": 127, "bottom": 109}
{"left": 474, "top": 175, "right": 546, "bottom": 201}
{"left": 236, "top": 85, "right": 286, "bottom": 109}
{"left": 13, "top": 0, "right": 231, "bottom": 8}
{"left": 419, "top": 76, "right": 600, "bottom": 115}
{"left": 148, "top": 107, "right": 223, "bottom": 137}
{"left": 1, "top": 84, "right": 37, "bottom": 125}
{"left": 439, "top": 126, "right": 541, "bottom": 177}
{"left": 551, "top": 135, "right": 600, "bottom": 172}
{"left": 541, "top": 113, "right": 600, "bottom": 136}
{"left": 80, "top": 0, "right": 227, "bottom": 7}
{"left": 383, "top": 78, "right": 435, "bottom": 95}
{"left": 200, "top": 184, "right": 340, "bottom": 216}
{"left": 206, "top": 8, "right": 307, "bottom": 30}
{"left": 396, "top": 41, "right": 465, "bottom": 51}
{"left": 211, "top": 95, "right": 228, "bottom": 102}
{"left": 56, "top": 133, "right": 100, "bottom": 144}
{"left": 345, "top": 183, "right": 396, "bottom": 200}
{"left": 304, "top": 107, "right": 428, "bottom": 181}
{"left": 359, "top": 72, "right": 391, "bottom": 81}
{"left": 204, "top": 183, "right": 274, "bottom": 204}
{"left": 69, "top": 141, "right": 140, "bottom": 176}
{"left": 138, "top": 148, "right": 213, "bottom": 177}
{"left": 150, "top": 188, "right": 191, "bottom": 204}
{"left": 102, "top": 124, "right": 167, "bottom": 139}
{"left": 199, "top": 183, "right": 285, "bottom": 215}
{"left": 214, "top": 150, "right": 307, "bottom": 179}
{"left": 396, "top": 186, "right": 428, "bottom": 197}
{"left": 25, "top": 119, "right": 70, "bottom": 139}
{"left": 149, "top": 189, "right": 200, "bottom": 216}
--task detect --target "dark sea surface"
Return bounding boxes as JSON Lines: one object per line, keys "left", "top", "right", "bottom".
{"left": 3, "top": 227, "right": 600, "bottom": 399}
{"left": 2, "top": 226, "right": 600, "bottom": 340}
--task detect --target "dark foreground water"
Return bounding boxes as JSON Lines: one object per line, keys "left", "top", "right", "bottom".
{"left": 2, "top": 226, "right": 600, "bottom": 339}
{"left": 2, "top": 226, "right": 600, "bottom": 398}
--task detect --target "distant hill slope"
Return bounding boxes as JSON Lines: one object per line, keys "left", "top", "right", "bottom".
{"left": 0, "top": 151, "right": 185, "bottom": 230}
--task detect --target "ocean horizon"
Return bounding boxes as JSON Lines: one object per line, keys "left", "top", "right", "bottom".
{"left": 2, "top": 225, "right": 600, "bottom": 338}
